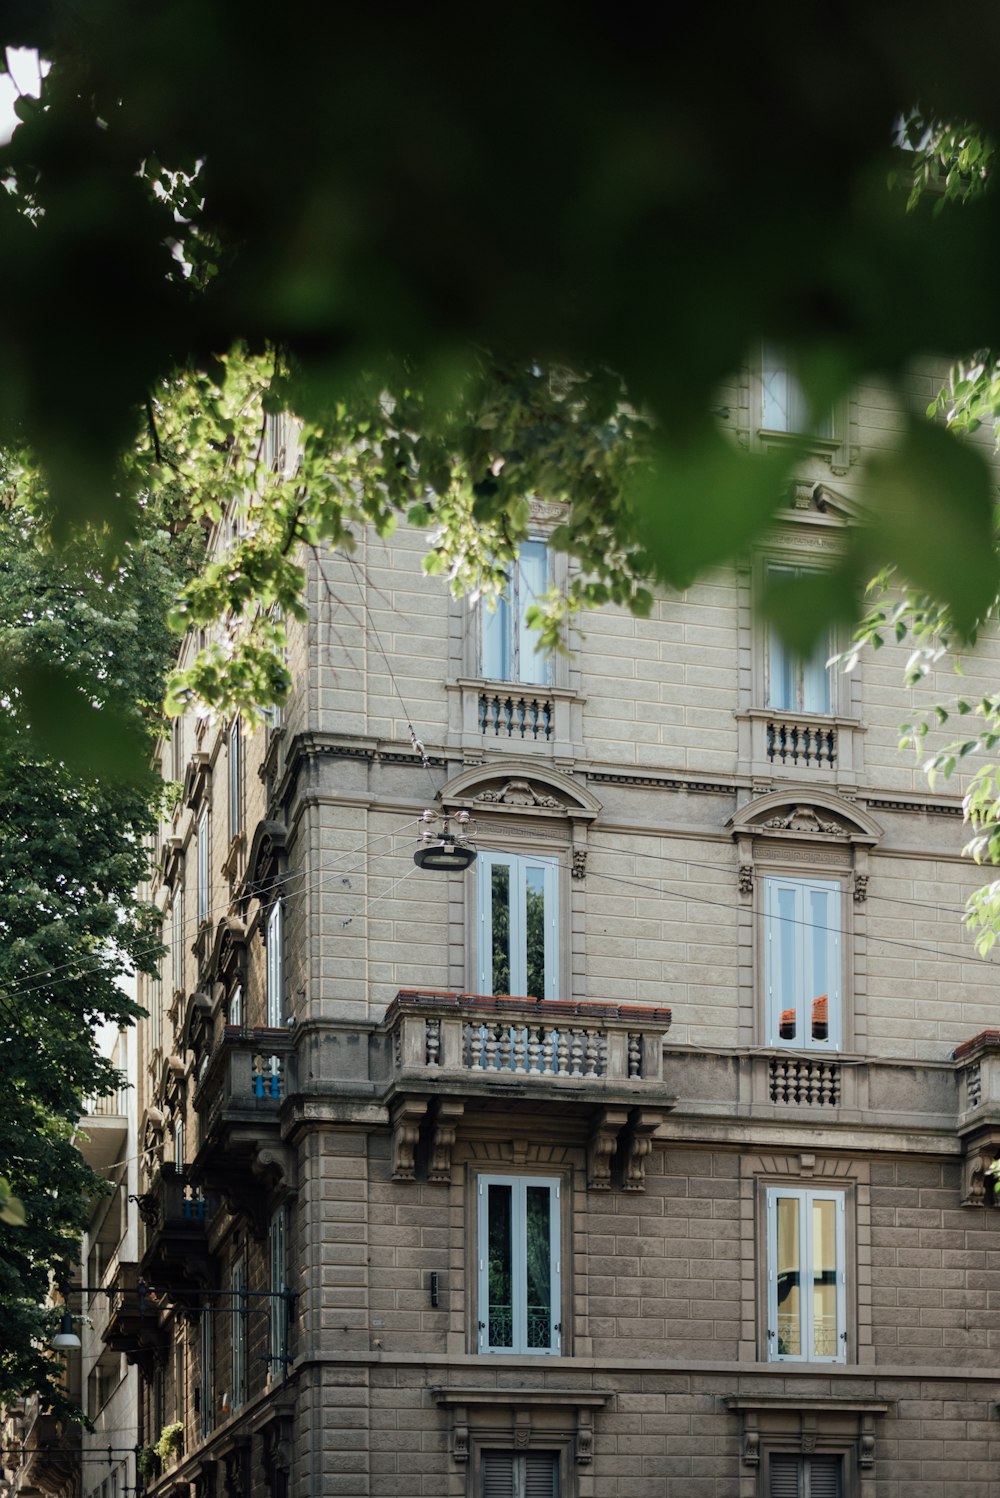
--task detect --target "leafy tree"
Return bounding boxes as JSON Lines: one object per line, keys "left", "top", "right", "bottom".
{"left": 0, "top": 479, "right": 194, "bottom": 1410}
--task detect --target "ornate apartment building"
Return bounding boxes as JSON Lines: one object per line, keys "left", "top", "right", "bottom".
{"left": 95, "top": 363, "right": 1000, "bottom": 1498}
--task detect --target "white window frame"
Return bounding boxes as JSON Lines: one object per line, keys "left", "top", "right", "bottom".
{"left": 763, "top": 874, "right": 841, "bottom": 1051}
{"left": 173, "top": 1116, "right": 184, "bottom": 1170}
{"left": 228, "top": 717, "right": 242, "bottom": 841}
{"left": 766, "top": 1186, "right": 846, "bottom": 1364}
{"left": 476, "top": 1174, "right": 561, "bottom": 1356}
{"left": 764, "top": 562, "right": 834, "bottom": 716}
{"left": 197, "top": 810, "right": 210, "bottom": 925}
{"left": 171, "top": 883, "right": 185, "bottom": 996}
{"left": 266, "top": 901, "right": 284, "bottom": 1027}
{"left": 228, "top": 982, "right": 243, "bottom": 1028}
{"left": 477, "top": 851, "right": 559, "bottom": 1001}
{"left": 268, "top": 1207, "right": 287, "bottom": 1378}
{"left": 231, "top": 1258, "right": 247, "bottom": 1409}
{"left": 480, "top": 539, "right": 552, "bottom": 687}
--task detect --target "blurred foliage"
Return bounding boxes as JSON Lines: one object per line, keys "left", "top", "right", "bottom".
{"left": 5, "top": 6, "right": 1000, "bottom": 742}
{"left": 0, "top": 486, "right": 192, "bottom": 1412}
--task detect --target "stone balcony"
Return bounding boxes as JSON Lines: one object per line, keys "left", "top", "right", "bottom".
{"left": 380, "top": 989, "right": 674, "bottom": 1190}
{"left": 954, "top": 1030, "right": 1000, "bottom": 1204}
{"left": 190, "top": 1026, "right": 295, "bottom": 1223}
{"left": 102, "top": 1258, "right": 165, "bottom": 1372}
{"left": 137, "top": 1164, "right": 214, "bottom": 1294}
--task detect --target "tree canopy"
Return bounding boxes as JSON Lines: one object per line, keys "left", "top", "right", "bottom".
{"left": 4, "top": 4, "right": 1000, "bottom": 709}
{"left": 0, "top": 489, "right": 192, "bottom": 1411}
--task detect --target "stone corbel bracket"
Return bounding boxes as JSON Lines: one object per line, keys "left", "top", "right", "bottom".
{"left": 390, "top": 1096, "right": 428, "bottom": 1181}
{"left": 432, "top": 1388, "right": 612, "bottom": 1466}
{"left": 588, "top": 1106, "right": 666, "bottom": 1192}
{"left": 428, "top": 1099, "right": 465, "bottom": 1184}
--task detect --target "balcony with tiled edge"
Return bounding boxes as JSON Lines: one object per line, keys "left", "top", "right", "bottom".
{"left": 954, "top": 1030, "right": 1000, "bottom": 1205}
{"left": 383, "top": 988, "right": 672, "bottom": 1098}
{"left": 380, "top": 989, "right": 675, "bottom": 1190}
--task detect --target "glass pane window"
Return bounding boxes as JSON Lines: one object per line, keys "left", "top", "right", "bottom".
{"left": 171, "top": 883, "right": 185, "bottom": 996}
{"left": 478, "top": 852, "right": 558, "bottom": 1000}
{"left": 231, "top": 1258, "right": 247, "bottom": 1408}
{"left": 268, "top": 1207, "right": 287, "bottom": 1375}
{"left": 478, "top": 1176, "right": 560, "bottom": 1355}
{"left": 481, "top": 540, "right": 552, "bottom": 686}
{"left": 761, "top": 346, "right": 834, "bottom": 438}
{"left": 228, "top": 718, "right": 242, "bottom": 841}
{"left": 197, "top": 811, "right": 210, "bottom": 925}
{"left": 767, "top": 1187, "right": 846, "bottom": 1363}
{"left": 266, "top": 901, "right": 284, "bottom": 1027}
{"left": 765, "top": 564, "right": 832, "bottom": 714}
{"left": 764, "top": 876, "right": 841, "bottom": 1049}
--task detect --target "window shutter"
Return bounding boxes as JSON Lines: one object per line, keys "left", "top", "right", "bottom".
{"left": 806, "top": 1456, "right": 841, "bottom": 1498}
{"left": 769, "top": 1454, "right": 803, "bottom": 1498}
{"left": 769, "top": 1455, "right": 842, "bottom": 1498}
{"left": 481, "top": 1450, "right": 516, "bottom": 1498}
{"left": 523, "top": 1450, "right": 558, "bottom": 1496}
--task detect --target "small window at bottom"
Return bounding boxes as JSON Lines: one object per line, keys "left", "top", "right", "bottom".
{"left": 482, "top": 1449, "right": 559, "bottom": 1498}
{"left": 769, "top": 1453, "right": 842, "bottom": 1498}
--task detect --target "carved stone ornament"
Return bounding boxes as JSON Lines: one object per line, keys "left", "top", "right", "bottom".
{"left": 475, "top": 779, "right": 563, "bottom": 809}
{"left": 572, "top": 846, "right": 588, "bottom": 881}
{"left": 961, "top": 1146, "right": 994, "bottom": 1208}
{"left": 738, "top": 864, "right": 754, "bottom": 895}
{"left": 742, "top": 1412, "right": 760, "bottom": 1468}
{"left": 588, "top": 1108, "right": 628, "bottom": 1191}
{"left": 621, "top": 1110, "right": 662, "bottom": 1193}
{"left": 859, "top": 1415, "right": 876, "bottom": 1469}
{"left": 428, "top": 1100, "right": 465, "bottom": 1185}
{"left": 391, "top": 1097, "right": 428, "bottom": 1181}
{"left": 576, "top": 1411, "right": 594, "bottom": 1464}
{"left": 853, "top": 873, "right": 869, "bottom": 903}
{"left": 762, "top": 805, "right": 843, "bottom": 835}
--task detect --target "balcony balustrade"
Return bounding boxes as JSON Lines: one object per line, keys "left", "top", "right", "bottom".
{"left": 385, "top": 989, "right": 672, "bottom": 1098}
{"left": 138, "top": 1165, "right": 214, "bottom": 1292}
{"left": 193, "top": 1026, "right": 293, "bottom": 1155}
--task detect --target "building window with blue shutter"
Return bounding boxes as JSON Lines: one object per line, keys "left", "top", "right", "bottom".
{"left": 477, "top": 1176, "right": 561, "bottom": 1356}
{"left": 480, "top": 1449, "right": 559, "bottom": 1497}
{"left": 477, "top": 851, "right": 559, "bottom": 1001}
{"left": 763, "top": 875, "right": 841, "bottom": 1050}
{"left": 481, "top": 540, "right": 552, "bottom": 687}
{"left": 766, "top": 1187, "right": 846, "bottom": 1363}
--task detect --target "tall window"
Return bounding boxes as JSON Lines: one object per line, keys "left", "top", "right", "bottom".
{"left": 228, "top": 718, "right": 242, "bottom": 841}
{"left": 481, "top": 540, "right": 551, "bottom": 686}
{"left": 761, "top": 346, "right": 833, "bottom": 438}
{"left": 481, "top": 1450, "right": 559, "bottom": 1497}
{"left": 769, "top": 1454, "right": 842, "bottom": 1498}
{"left": 197, "top": 811, "right": 210, "bottom": 924}
{"left": 765, "top": 564, "right": 831, "bottom": 715}
{"left": 231, "top": 1258, "right": 247, "bottom": 1409}
{"left": 477, "top": 852, "right": 558, "bottom": 1001}
{"left": 268, "top": 1207, "right": 287, "bottom": 1377}
{"left": 171, "top": 883, "right": 185, "bottom": 995}
{"left": 766, "top": 1187, "right": 846, "bottom": 1363}
{"left": 266, "top": 901, "right": 284, "bottom": 1027}
{"left": 764, "top": 875, "right": 841, "bottom": 1050}
{"left": 200, "top": 1305, "right": 213, "bottom": 1437}
{"left": 477, "top": 1175, "right": 561, "bottom": 1356}
{"left": 173, "top": 1115, "right": 185, "bottom": 1170}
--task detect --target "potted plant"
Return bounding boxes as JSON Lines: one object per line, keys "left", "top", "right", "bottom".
{"left": 137, "top": 1446, "right": 160, "bottom": 1484}
{"left": 154, "top": 1421, "right": 184, "bottom": 1466}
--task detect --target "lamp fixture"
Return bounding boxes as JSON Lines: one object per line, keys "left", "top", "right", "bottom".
{"left": 51, "top": 1307, "right": 81, "bottom": 1351}
{"left": 413, "top": 809, "right": 477, "bottom": 872}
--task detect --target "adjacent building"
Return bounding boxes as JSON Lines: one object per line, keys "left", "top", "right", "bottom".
{"left": 106, "top": 363, "right": 1000, "bottom": 1498}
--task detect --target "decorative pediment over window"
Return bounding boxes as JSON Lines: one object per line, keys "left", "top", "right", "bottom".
{"left": 182, "top": 751, "right": 212, "bottom": 812}
{"left": 788, "top": 479, "right": 865, "bottom": 524}
{"left": 724, "top": 1395, "right": 893, "bottom": 1474}
{"left": 206, "top": 916, "right": 247, "bottom": 988}
{"left": 727, "top": 791, "right": 881, "bottom": 900}
{"left": 182, "top": 988, "right": 214, "bottom": 1052}
{"left": 241, "top": 819, "right": 289, "bottom": 903}
{"left": 440, "top": 761, "right": 601, "bottom": 826}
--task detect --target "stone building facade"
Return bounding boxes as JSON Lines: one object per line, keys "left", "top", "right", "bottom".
{"left": 116, "top": 365, "right": 1000, "bottom": 1498}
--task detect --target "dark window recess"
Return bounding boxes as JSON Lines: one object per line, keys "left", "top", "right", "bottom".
{"left": 770, "top": 1454, "right": 842, "bottom": 1498}
{"left": 482, "top": 1448, "right": 559, "bottom": 1498}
